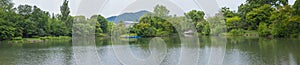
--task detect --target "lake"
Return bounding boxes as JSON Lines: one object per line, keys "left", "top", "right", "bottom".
{"left": 0, "top": 36, "right": 299, "bottom": 65}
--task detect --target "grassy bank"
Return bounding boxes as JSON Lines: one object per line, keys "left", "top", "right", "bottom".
{"left": 221, "top": 30, "right": 259, "bottom": 37}
{"left": 8, "top": 36, "right": 71, "bottom": 43}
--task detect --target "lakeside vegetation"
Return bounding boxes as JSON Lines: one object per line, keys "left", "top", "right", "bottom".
{"left": 132, "top": 0, "right": 300, "bottom": 38}
{"left": 130, "top": 0, "right": 300, "bottom": 38}
{"left": 0, "top": 0, "right": 111, "bottom": 41}
{"left": 1, "top": 0, "right": 300, "bottom": 41}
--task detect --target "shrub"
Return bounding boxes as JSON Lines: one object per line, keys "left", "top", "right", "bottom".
{"left": 12, "top": 37, "right": 23, "bottom": 40}
{"left": 258, "top": 22, "right": 270, "bottom": 37}
{"left": 229, "top": 29, "right": 245, "bottom": 36}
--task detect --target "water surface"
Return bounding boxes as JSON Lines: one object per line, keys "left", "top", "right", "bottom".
{"left": 0, "top": 36, "right": 299, "bottom": 65}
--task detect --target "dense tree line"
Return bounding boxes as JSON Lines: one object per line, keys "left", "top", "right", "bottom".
{"left": 132, "top": 5, "right": 177, "bottom": 37}
{"left": 132, "top": 5, "right": 212, "bottom": 37}
{"left": 223, "top": 0, "right": 300, "bottom": 37}
{"left": 132, "top": 0, "right": 300, "bottom": 38}
{"left": 0, "top": 0, "right": 72, "bottom": 40}
{"left": 0, "top": 0, "right": 110, "bottom": 40}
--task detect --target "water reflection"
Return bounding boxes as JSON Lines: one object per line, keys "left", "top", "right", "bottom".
{"left": 0, "top": 36, "right": 300, "bottom": 65}
{"left": 0, "top": 40, "right": 75, "bottom": 65}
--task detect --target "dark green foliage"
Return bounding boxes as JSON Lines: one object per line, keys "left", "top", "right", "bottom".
{"left": 17, "top": 19, "right": 38, "bottom": 37}
{"left": 60, "top": 0, "right": 70, "bottom": 21}
{"left": 133, "top": 22, "right": 153, "bottom": 37}
{"left": 133, "top": 15, "right": 173, "bottom": 37}
{"left": 59, "top": 0, "right": 73, "bottom": 36}
{"left": 97, "top": 15, "right": 108, "bottom": 33}
{"left": 237, "top": 0, "right": 287, "bottom": 29}
{"left": 258, "top": 22, "right": 271, "bottom": 37}
{"left": 0, "top": 18, "right": 15, "bottom": 40}
{"left": 294, "top": 0, "right": 300, "bottom": 15}
{"left": 185, "top": 10, "right": 208, "bottom": 33}
{"left": 31, "top": 6, "right": 51, "bottom": 36}
{"left": 17, "top": 4, "right": 32, "bottom": 18}
{"left": 48, "top": 18, "right": 69, "bottom": 36}
{"left": 246, "top": 4, "right": 274, "bottom": 30}
{"left": 229, "top": 29, "right": 246, "bottom": 36}
{"left": 246, "top": 0, "right": 288, "bottom": 6}
{"left": 221, "top": 7, "right": 236, "bottom": 18}
{"left": 225, "top": 0, "right": 300, "bottom": 37}
{"left": 0, "top": 0, "right": 74, "bottom": 40}
{"left": 0, "top": 0, "right": 14, "bottom": 11}
{"left": 226, "top": 16, "right": 241, "bottom": 30}
{"left": 196, "top": 20, "right": 209, "bottom": 34}
{"left": 185, "top": 10, "right": 205, "bottom": 23}
{"left": 132, "top": 5, "right": 174, "bottom": 37}
{"left": 270, "top": 5, "right": 300, "bottom": 37}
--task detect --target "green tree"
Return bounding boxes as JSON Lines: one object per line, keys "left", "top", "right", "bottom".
{"left": 107, "top": 22, "right": 116, "bottom": 34}
{"left": 1, "top": 1, "right": 23, "bottom": 38}
{"left": 166, "top": 16, "right": 190, "bottom": 32}
{"left": 16, "top": 5, "right": 34, "bottom": 37}
{"left": 72, "top": 16, "right": 96, "bottom": 37}
{"left": 133, "top": 15, "right": 173, "bottom": 37}
{"left": 17, "top": 19, "right": 38, "bottom": 37}
{"left": 96, "top": 15, "right": 108, "bottom": 33}
{"left": 246, "top": 0, "right": 288, "bottom": 6}
{"left": 185, "top": 10, "right": 205, "bottom": 24}
{"left": 221, "top": 7, "right": 236, "bottom": 18}
{"left": 246, "top": 4, "right": 274, "bottom": 30}
{"left": 17, "top": 4, "right": 32, "bottom": 18}
{"left": 60, "top": 0, "right": 70, "bottom": 21}
{"left": 0, "top": 0, "right": 14, "bottom": 11}
{"left": 0, "top": 18, "right": 15, "bottom": 40}
{"left": 258, "top": 22, "right": 270, "bottom": 37}
{"left": 226, "top": 16, "right": 241, "bottom": 30}
{"left": 153, "top": 5, "right": 170, "bottom": 18}
{"left": 185, "top": 10, "right": 207, "bottom": 33}
{"left": 237, "top": 0, "right": 287, "bottom": 30}
{"left": 207, "top": 13, "right": 226, "bottom": 36}
{"left": 237, "top": 3, "right": 254, "bottom": 29}
{"left": 133, "top": 22, "right": 154, "bottom": 37}
{"left": 202, "top": 23, "right": 211, "bottom": 35}
{"left": 59, "top": 0, "right": 73, "bottom": 36}
{"left": 90, "top": 15, "right": 103, "bottom": 36}
{"left": 270, "top": 5, "right": 300, "bottom": 37}
{"left": 31, "top": 6, "right": 50, "bottom": 36}
{"left": 294, "top": 0, "right": 300, "bottom": 15}
{"left": 48, "top": 18, "right": 69, "bottom": 36}
{"left": 196, "top": 21, "right": 209, "bottom": 34}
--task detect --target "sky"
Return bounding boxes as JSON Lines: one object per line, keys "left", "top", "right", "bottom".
{"left": 12, "top": 0, "right": 296, "bottom": 18}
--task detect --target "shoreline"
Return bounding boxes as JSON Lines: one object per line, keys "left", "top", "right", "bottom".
{"left": 3, "top": 36, "right": 71, "bottom": 43}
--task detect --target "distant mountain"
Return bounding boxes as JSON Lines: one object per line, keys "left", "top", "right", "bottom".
{"left": 106, "top": 10, "right": 151, "bottom": 23}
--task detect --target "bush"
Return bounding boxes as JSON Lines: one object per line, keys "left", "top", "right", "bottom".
{"left": 12, "top": 37, "right": 23, "bottom": 40}
{"left": 229, "top": 29, "right": 245, "bottom": 36}
{"left": 258, "top": 22, "right": 270, "bottom": 37}
{"left": 39, "top": 36, "right": 70, "bottom": 40}
{"left": 39, "top": 37, "right": 50, "bottom": 40}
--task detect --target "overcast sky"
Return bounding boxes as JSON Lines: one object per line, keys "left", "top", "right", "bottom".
{"left": 12, "top": 0, "right": 296, "bottom": 18}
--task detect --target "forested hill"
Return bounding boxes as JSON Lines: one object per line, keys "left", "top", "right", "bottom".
{"left": 106, "top": 10, "right": 150, "bottom": 23}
